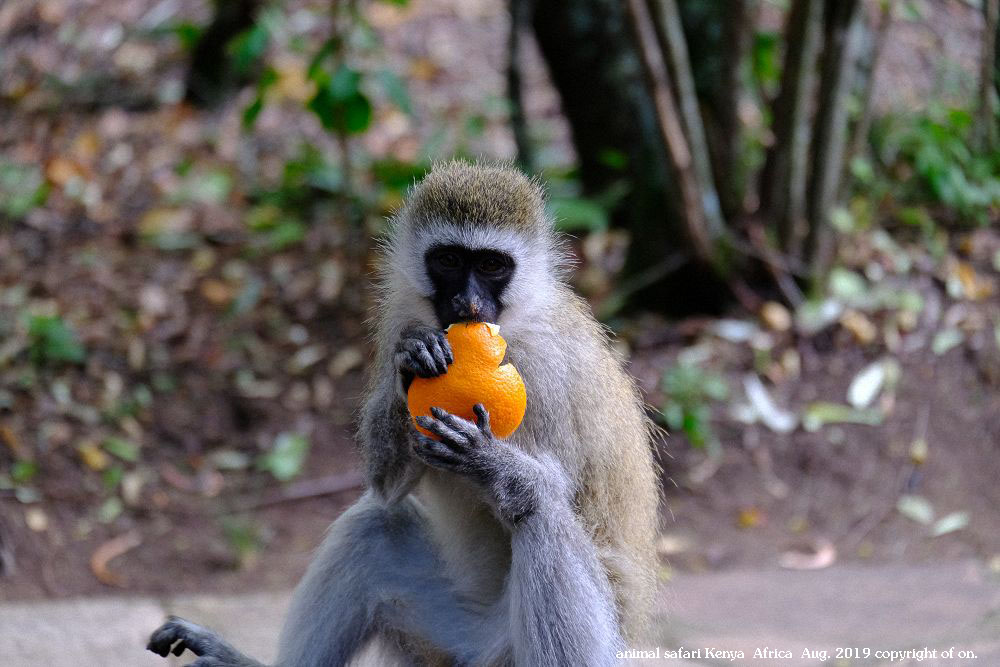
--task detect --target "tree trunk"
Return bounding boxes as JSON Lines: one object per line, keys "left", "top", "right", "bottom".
{"left": 531, "top": 0, "right": 730, "bottom": 313}
{"left": 185, "top": 0, "right": 262, "bottom": 108}
{"left": 803, "top": 0, "right": 864, "bottom": 281}
{"left": 717, "top": 0, "right": 756, "bottom": 218}
{"left": 976, "top": 0, "right": 999, "bottom": 150}
{"left": 847, "top": 0, "right": 896, "bottom": 166}
{"left": 759, "top": 0, "right": 824, "bottom": 256}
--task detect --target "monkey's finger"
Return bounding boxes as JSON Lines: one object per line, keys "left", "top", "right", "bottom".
{"left": 148, "top": 620, "right": 183, "bottom": 657}
{"left": 430, "top": 407, "right": 478, "bottom": 437}
{"left": 412, "top": 435, "right": 464, "bottom": 469}
{"left": 437, "top": 331, "right": 454, "bottom": 365}
{"left": 427, "top": 337, "right": 449, "bottom": 374}
{"left": 397, "top": 341, "right": 438, "bottom": 377}
{"left": 472, "top": 404, "right": 492, "bottom": 434}
{"left": 416, "top": 415, "right": 467, "bottom": 446}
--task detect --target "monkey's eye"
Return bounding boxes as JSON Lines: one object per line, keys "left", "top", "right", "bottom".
{"left": 477, "top": 256, "right": 508, "bottom": 276}
{"left": 433, "top": 251, "right": 462, "bottom": 271}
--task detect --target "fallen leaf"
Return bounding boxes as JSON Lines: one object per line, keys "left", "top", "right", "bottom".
{"left": 802, "top": 402, "right": 883, "bottom": 431}
{"left": 779, "top": 539, "right": 836, "bottom": 570}
{"left": 795, "top": 298, "right": 843, "bottom": 335}
{"left": 897, "top": 494, "right": 934, "bottom": 525}
{"left": 709, "top": 319, "right": 758, "bottom": 343}
{"left": 329, "top": 346, "right": 365, "bottom": 377}
{"left": 78, "top": 441, "right": 109, "bottom": 471}
{"left": 955, "top": 262, "right": 995, "bottom": 300}
{"left": 847, "top": 360, "right": 887, "bottom": 408}
{"left": 931, "top": 512, "right": 969, "bottom": 536}
{"left": 737, "top": 507, "right": 764, "bottom": 528}
{"left": 0, "top": 424, "right": 27, "bottom": 459}
{"left": 90, "top": 531, "right": 142, "bottom": 587}
{"left": 931, "top": 329, "right": 964, "bottom": 355}
{"left": 743, "top": 375, "right": 798, "bottom": 433}
{"left": 200, "top": 279, "right": 234, "bottom": 306}
{"left": 25, "top": 507, "right": 48, "bottom": 532}
{"left": 840, "top": 309, "right": 878, "bottom": 345}
{"left": 760, "top": 301, "right": 792, "bottom": 332}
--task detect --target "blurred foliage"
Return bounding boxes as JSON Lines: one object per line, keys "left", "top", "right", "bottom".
{"left": 257, "top": 432, "right": 311, "bottom": 482}
{"left": 863, "top": 105, "right": 1000, "bottom": 226}
{"left": 0, "top": 162, "right": 49, "bottom": 221}
{"left": 660, "top": 359, "right": 729, "bottom": 452}
{"left": 27, "top": 315, "right": 86, "bottom": 366}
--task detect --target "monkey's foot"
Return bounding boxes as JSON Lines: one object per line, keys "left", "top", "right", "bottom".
{"left": 147, "top": 616, "right": 262, "bottom": 667}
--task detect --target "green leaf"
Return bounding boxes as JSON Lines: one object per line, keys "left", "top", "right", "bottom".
{"left": 371, "top": 159, "right": 428, "bottom": 191}
{"left": 308, "top": 81, "right": 373, "bottom": 135}
{"left": 257, "top": 433, "right": 310, "bottom": 482}
{"left": 11, "top": 460, "right": 39, "bottom": 484}
{"left": 170, "top": 22, "right": 202, "bottom": 51}
{"left": 102, "top": 437, "right": 140, "bottom": 463}
{"left": 752, "top": 31, "right": 780, "bottom": 91}
{"left": 330, "top": 65, "right": 362, "bottom": 99}
{"left": 102, "top": 465, "right": 124, "bottom": 490}
{"left": 0, "top": 162, "right": 49, "bottom": 219}
{"left": 229, "top": 23, "right": 269, "bottom": 75}
{"left": 243, "top": 96, "right": 265, "bottom": 128}
{"left": 378, "top": 69, "right": 412, "bottom": 114}
{"left": 265, "top": 220, "right": 306, "bottom": 250}
{"left": 27, "top": 315, "right": 86, "bottom": 365}
{"left": 97, "top": 496, "right": 124, "bottom": 523}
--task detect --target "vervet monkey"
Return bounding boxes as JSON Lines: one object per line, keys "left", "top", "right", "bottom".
{"left": 148, "top": 162, "right": 660, "bottom": 666}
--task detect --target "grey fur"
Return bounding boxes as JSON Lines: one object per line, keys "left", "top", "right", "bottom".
{"left": 146, "top": 162, "right": 659, "bottom": 666}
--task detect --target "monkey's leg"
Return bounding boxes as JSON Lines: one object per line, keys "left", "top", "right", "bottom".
{"left": 150, "top": 492, "right": 493, "bottom": 666}
{"left": 275, "top": 490, "right": 495, "bottom": 666}
{"left": 414, "top": 406, "right": 624, "bottom": 667}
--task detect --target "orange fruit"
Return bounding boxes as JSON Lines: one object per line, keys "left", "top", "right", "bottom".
{"left": 407, "top": 322, "right": 527, "bottom": 439}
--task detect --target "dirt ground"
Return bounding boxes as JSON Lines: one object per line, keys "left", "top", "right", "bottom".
{"left": 1, "top": 0, "right": 998, "bottom": 602}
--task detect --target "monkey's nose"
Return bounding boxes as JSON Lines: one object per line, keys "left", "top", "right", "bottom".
{"left": 452, "top": 294, "right": 482, "bottom": 320}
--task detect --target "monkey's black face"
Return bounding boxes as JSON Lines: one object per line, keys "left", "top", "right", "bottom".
{"left": 425, "top": 244, "right": 515, "bottom": 327}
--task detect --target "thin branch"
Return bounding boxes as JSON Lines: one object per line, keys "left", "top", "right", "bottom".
{"left": 237, "top": 470, "right": 364, "bottom": 510}
{"left": 804, "top": 0, "right": 865, "bottom": 281}
{"left": 847, "top": 0, "right": 897, "bottom": 166}
{"left": 650, "top": 0, "right": 727, "bottom": 239}
{"left": 624, "top": 0, "right": 718, "bottom": 269}
{"left": 760, "top": 0, "right": 825, "bottom": 256}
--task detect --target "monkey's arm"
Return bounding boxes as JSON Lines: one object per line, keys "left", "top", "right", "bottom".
{"left": 360, "top": 324, "right": 452, "bottom": 504}
{"left": 414, "top": 407, "right": 624, "bottom": 665}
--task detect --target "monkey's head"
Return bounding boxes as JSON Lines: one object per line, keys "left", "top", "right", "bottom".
{"left": 384, "top": 161, "right": 564, "bottom": 331}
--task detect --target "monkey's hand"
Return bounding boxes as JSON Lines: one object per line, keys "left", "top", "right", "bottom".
{"left": 413, "top": 405, "right": 548, "bottom": 526}
{"left": 394, "top": 324, "right": 453, "bottom": 393}
{"left": 147, "top": 616, "right": 264, "bottom": 667}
